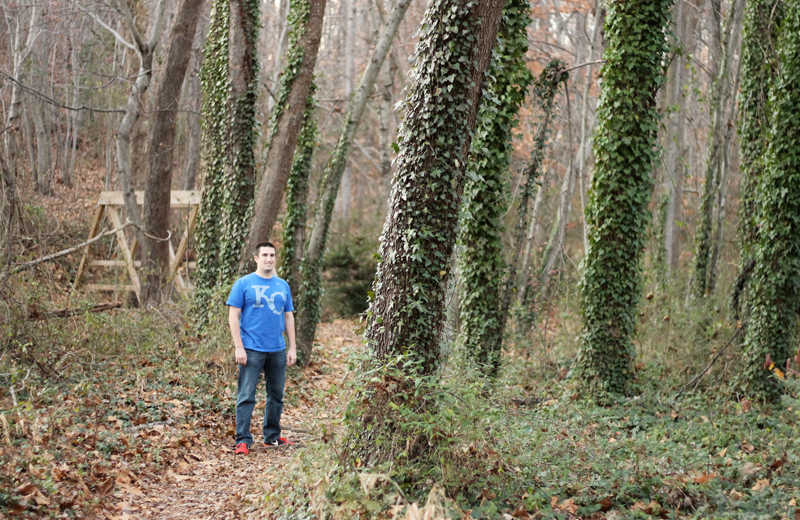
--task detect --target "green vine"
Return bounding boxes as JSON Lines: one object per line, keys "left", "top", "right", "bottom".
{"left": 343, "top": 0, "right": 500, "bottom": 467}
{"left": 574, "top": 0, "right": 671, "bottom": 396}
{"left": 731, "top": 0, "right": 783, "bottom": 319}
{"left": 457, "top": 0, "right": 534, "bottom": 379}
{"left": 218, "top": 0, "right": 261, "bottom": 283}
{"left": 280, "top": 87, "right": 317, "bottom": 301}
{"left": 738, "top": 0, "right": 800, "bottom": 400}
{"left": 192, "top": 0, "right": 230, "bottom": 329}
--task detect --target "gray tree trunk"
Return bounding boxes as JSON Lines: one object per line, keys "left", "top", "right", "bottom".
{"left": 140, "top": 0, "right": 204, "bottom": 304}
{"left": 243, "top": 0, "right": 327, "bottom": 259}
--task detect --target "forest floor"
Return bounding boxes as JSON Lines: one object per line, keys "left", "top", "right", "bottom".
{"left": 0, "top": 313, "right": 360, "bottom": 520}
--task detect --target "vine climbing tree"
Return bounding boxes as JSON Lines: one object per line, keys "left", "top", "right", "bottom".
{"left": 730, "top": 0, "right": 783, "bottom": 320}
{"left": 574, "top": 0, "right": 671, "bottom": 395}
{"left": 456, "top": 0, "right": 534, "bottom": 378}
{"left": 738, "top": 0, "right": 800, "bottom": 400}
{"left": 192, "top": 0, "right": 230, "bottom": 327}
{"left": 243, "top": 0, "right": 326, "bottom": 263}
{"left": 343, "top": 0, "right": 505, "bottom": 468}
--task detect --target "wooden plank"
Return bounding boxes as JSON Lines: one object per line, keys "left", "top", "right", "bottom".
{"left": 97, "top": 190, "right": 202, "bottom": 207}
{"left": 169, "top": 204, "right": 199, "bottom": 280}
{"left": 89, "top": 260, "right": 142, "bottom": 267}
{"left": 86, "top": 284, "right": 136, "bottom": 292}
{"left": 107, "top": 208, "right": 141, "bottom": 303}
{"left": 73, "top": 205, "right": 106, "bottom": 290}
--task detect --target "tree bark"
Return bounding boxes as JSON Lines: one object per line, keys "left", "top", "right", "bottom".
{"left": 243, "top": 0, "right": 326, "bottom": 262}
{"left": 140, "top": 0, "right": 204, "bottom": 304}
{"left": 691, "top": 0, "right": 744, "bottom": 299}
{"left": 293, "top": 0, "right": 412, "bottom": 366}
{"left": 346, "top": 0, "right": 505, "bottom": 468}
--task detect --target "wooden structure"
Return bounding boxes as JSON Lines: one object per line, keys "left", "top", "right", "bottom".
{"left": 73, "top": 190, "right": 200, "bottom": 303}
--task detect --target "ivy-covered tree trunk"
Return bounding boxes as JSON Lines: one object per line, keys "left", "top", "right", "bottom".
{"left": 242, "top": 0, "right": 325, "bottom": 262}
{"left": 216, "top": 0, "right": 260, "bottom": 282}
{"left": 191, "top": 0, "right": 259, "bottom": 324}
{"left": 574, "top": 0, "right": 670, "bottom": 395}
{"left": 730, "top": 0, "right": 783, "bottom": 319}
{"left": 738, "top": 0, "right": 800, "bottom": 400}
{"left": 141, "top": 0, "right": 204, "bottom": 305}
{"left": 345, "top": 0, "right": 505, "bottom": 468}
{"left": 191, "top": 0, "right": 230, "bottom": 327}
{"left": 292, "top": 0, "right": 412, "bottom": 366}
{"left": 457, "top": 0, "right": 533, "bottom": 378}
{"left": 280, "top": 89, "right": 317, "bottom": 297}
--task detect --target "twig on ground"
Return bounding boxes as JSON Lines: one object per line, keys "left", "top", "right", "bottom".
{"left": 675, "top": 325, "right": 743, "bottom": 401}
{"left": 28, "top": 301, "right": 123, "bottom": 320}
{"left": 125, "top": 419, "right": 174, "bottom": 432}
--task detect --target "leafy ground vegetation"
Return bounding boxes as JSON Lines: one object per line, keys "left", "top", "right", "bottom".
{"left": 0, "top": 192, "right": 798, "bottom": 520}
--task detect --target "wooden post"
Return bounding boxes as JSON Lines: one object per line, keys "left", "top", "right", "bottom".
{"left": 73, "top": 205, "right": 106, "bottom": 290}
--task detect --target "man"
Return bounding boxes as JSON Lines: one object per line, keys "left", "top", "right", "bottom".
{"left": 227, "top": 242, "right": 297, "bottom": 454}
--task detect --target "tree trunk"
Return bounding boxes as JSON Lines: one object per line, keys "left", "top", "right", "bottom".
{"left": 345, "top": 0, "right": 505, "bottom": 468}
{"left": 114, "top": 0, "right": 168, "bottom": 249}
{"left": 500, "top": 61, "right": 566, "bottom": 327}
{"left": 293, "top": 0, "right": 412, "bottom": 366}
{"left": 140, "top": 0, "right": 204, "bottom": 305}
{"left": 243, "top": 0, "right": 326, "bottom": 263}
{"left": 182, "top": 7, "right": 210, "bottom": 191}
{"left": 192, "top": 0, "right": 231, "bottom": 328}
{"left": 576, "top": 1, "right": 605, "bottom": 255}
{"left": 730, "top": 0, "right": 783, "bottom": 319}
{"left": 739, "top": 0, "right": 800, "bottom": 400}
{"left": 280, "top": 90, "right": 317, "bottom": 300}
{"left": 691, "top": 0, "right": 745, "bottom": 299}
{"left": 338, "top": 0, "right": 357, "bottom": 227}
{"left": 216, "top": 0, "right": 261, "bottom": 283}
{"left": 32, "top": 101, "right": 52, "bottom": 195}
{"left": 574, "top": 0, "right": 671, "bottom": 395}
{"left": 457, "top": 0, "right": 534, "bottom": 379}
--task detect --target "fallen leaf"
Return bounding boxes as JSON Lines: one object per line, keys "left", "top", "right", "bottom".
{"left": 558, "top": 498, "right": 578, "bottom": 514}
{"left": 769, "top": 458, "right": 783, "bottom": 470}
{"left": 510, "top": 503, "right": 532, "bottom": 519}
{"left": 599, "top": 496, "right": 613, "bottom": 511}
{"left": 789, "top": 498, "right": 796, "bottom": 506}
{"left": 32, "top": 491, "right": 51, "bottom": 506}
{"left": 718, "top": 447, "right": 728, "bottom": 457}
{"left": 97, "top": 476, "right": 115, "bottom": 496}
{"left": 741, "top": 441, "right": 755, "bottom": 453}
{"left": 631, "top": 501, "right": 647, "bottom": 511}
{"left": 694, "top": 471, "right": 716, "bottom": 484}
{"left": 751, "top": 478, "right": 770, "bottom": 491}
{"left": 16, "top": 483, "right": 37, "bottom": 495}
{"left": 729, "top": 488, "right": 743, "bottom": 500}
{"left": 741, "top": 462, "right": 762, "bottom": 475}
{"left": 480, "top": 489, "right": 497, "bottom": 500}
{"left": 551, "top": 496, "right": 559, "bottom": 508}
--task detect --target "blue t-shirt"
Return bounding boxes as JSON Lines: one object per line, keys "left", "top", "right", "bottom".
{"left": 226, "top": 273, "right": 294, "bottom": 352}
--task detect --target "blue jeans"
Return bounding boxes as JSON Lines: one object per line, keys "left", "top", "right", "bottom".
{"left": 235, "top": 349, "right": 286, "bottom": 447}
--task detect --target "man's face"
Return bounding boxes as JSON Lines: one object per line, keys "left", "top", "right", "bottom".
{"left": 254, "top": 246, "right": 277, "bottom": 273}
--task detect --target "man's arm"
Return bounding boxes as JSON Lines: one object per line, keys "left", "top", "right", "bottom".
{"left": 229, "top": 306, "right": 247, "bottom": 365}
{"left": 285, "top": 311, "right": 297, "bottom": 366}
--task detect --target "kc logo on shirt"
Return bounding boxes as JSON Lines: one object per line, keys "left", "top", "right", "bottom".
{"left": 252, "top": 286, "right": 286, "bottom": 315}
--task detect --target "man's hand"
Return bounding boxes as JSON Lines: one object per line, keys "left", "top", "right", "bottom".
{"left": 235, "top": 347, "right": 248, "bottom": 365}
{"left": 287, "top": 347, "right": 297, "bottom": 366}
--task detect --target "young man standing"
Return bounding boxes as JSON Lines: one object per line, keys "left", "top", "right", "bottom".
{"left": 227, "top": 242, "right": 297, "bottom": 454}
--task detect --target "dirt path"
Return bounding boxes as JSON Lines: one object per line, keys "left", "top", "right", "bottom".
{"left": 104, "top": 320, "right": 358, "bottom": 520}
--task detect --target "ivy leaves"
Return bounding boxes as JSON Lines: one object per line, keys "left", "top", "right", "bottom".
{"left": 575, "top": 0, "right": 672, "bottom": 395}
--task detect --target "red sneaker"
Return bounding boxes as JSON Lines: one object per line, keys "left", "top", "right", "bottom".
{"left": 234, "top": 443, "right": 249, "bottom": 455}
{"left": 264, "top": 437, "right": 295, "bottom": 448}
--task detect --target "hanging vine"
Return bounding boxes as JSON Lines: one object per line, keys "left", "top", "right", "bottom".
{"left": 730, "top": 0, "right": 783, "bottom": 319}
{"left": 456, "top": 0, "right": 534, "bottom": 378}
{"left": 738, "top": 0, "right": 800, "bottom": 400}
{"left": 574, "top": 0, "right": 671, "bottom": 395}
{"left": 192, "top": 0, "right": 230, "bottom": 328}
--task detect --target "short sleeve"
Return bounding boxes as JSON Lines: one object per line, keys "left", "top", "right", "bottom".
{"left": 226, "top": 279, "right": 245, "bottom": 308}
{"left": 283, "top": 281, "right": 294, "bottom": 313}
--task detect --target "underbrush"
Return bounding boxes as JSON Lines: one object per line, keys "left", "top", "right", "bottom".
{"left": 0, "top": 295, "right": 238, "bottom": 518}
{"left": 260, "top": 287, "right": 800, "bottom": 520}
